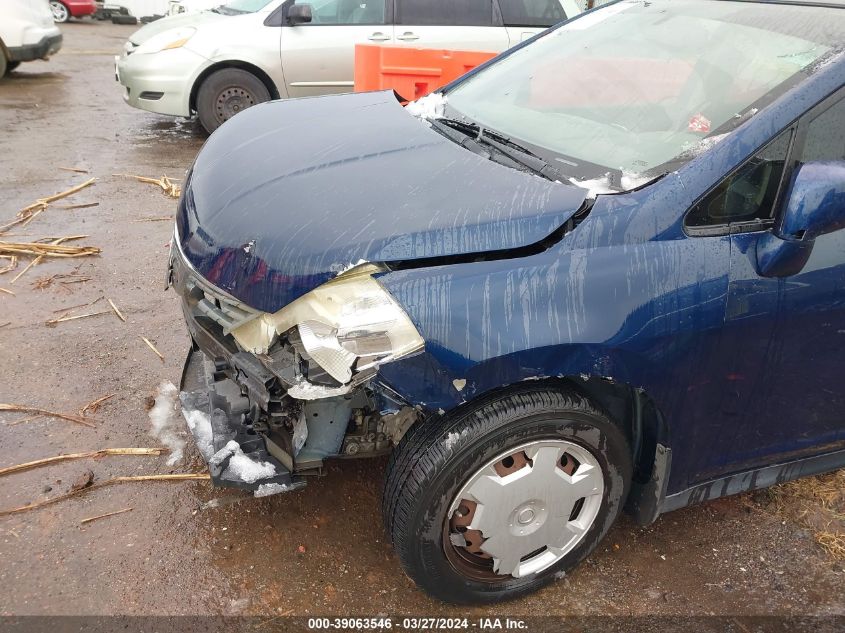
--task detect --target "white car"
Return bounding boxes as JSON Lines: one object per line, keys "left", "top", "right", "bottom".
{"left": 103, "top": 0, "right": 170, "bottom": 20}
{"left": 116, "top": 0, "right": 581, "bottom": 133}
{"left": 167, "top": 0, "right": 221, "bottom": 15}
{"left": 0, "top": 0, "right": 63, "bottom": 77}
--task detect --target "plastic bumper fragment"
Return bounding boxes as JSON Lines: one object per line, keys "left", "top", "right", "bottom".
{"left": 179, "top": 345, "right": 306, "bottom": 497}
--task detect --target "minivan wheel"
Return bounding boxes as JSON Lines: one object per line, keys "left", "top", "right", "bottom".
{"left": 383, "top": 387, "right": 631, "bottom": 604}
{"left": 196, "top": 68, "right": 271, "bottom": 134}
{"left": 0, "top": 55, "right": 7, "bottom": 79}
{"left": 50, "top": 1, "right": 70, "bottom": 23}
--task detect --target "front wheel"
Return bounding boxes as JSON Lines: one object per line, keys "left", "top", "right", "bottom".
{"left": 196, "top": 68, "right": 271, "bottom": 134}
{"left": 50, "top": 1, "right": 70, "bottom": 23}
{"left": 383, "top": 387, "right": 632, "bottom": 603}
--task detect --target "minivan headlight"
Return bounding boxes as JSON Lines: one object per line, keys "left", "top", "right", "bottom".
{"left": 134, "top": 27, "right": 196, "bottom": 55}
{"left": 230, "top": 265, "right": 424, "bottom": 385}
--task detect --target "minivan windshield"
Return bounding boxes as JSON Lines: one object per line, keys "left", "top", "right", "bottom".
{"left": 444, "top": 0, "right": 845, "bottom": 189}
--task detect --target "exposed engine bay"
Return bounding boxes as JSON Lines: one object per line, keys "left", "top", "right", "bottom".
{"left": 170, "top": 242, "right": 421, "bottom": 497}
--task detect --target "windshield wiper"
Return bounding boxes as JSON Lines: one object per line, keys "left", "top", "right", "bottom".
{"left": 427, "top": 118, "right": 490, "bottom": 158}
{"left": 434, "top": 117, "right": 564, "bottom": 182}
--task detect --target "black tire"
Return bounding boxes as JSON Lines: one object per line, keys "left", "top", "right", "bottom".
{"left": 383, "top": 386, "right": 632, "bottom": 604}
{"left": 196, "top": 68, "right": 271, "bottom": 134}
{"left": 111, "top": 15, "right": 137, "bottom": 25}
{"left": 0, "top": 54, "right": 7, "bottom": 79}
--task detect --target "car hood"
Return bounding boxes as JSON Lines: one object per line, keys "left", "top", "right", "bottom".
{"left": 176, "top": 91, "right": 588, "bottom": 313}
{"left": 128, "top": 11, "right": 222, "bottom": 45}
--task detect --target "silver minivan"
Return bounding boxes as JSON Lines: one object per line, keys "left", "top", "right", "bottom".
{"left": 116, "top": 0, "right": 581, "bottom": 133}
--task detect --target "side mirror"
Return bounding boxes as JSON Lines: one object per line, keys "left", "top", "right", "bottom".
{"left": 287, "top": 3, "right": 312, "bottom": 25}
{"left": 780, "top": 161, "right": 845, "bottom": 241}
{"left": 756, "top": 161, "right": 845, "bottom": 277}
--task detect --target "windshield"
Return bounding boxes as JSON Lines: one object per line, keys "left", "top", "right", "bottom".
{"left": 444, "top": 0, "right": 844, "bottom": 189}
{"left": 217, "top": 0, "right": 274, "bottom": 13}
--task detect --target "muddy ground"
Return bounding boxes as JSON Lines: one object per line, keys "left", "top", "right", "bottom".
{"left": 0, "top": 21, "right": 843, "bottom": 620}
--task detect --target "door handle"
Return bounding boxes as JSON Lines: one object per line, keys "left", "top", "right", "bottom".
{"left": 397, "top": 32, "right": 419, "bottom": 41}
{"left": 368, "top": 32, "right": 390, "bottom": 41}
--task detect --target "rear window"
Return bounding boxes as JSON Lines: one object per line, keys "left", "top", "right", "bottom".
{"left": 500, "top": 0, "right": 566, "bottom": 28}
{"left": 396, "top": 0, "right": 494, "bottom": 26}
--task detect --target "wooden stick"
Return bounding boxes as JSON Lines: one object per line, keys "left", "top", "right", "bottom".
{"left": 10, "top": 255, "right": 41, "bottom": 284}
{"left": 0, "top": 287, "right": 14, "bottom": 296}
{"left": 0, "top": 179, "right": 96, "bottom": 233}
{"left": 0, "top": 473, "right": 210, "bottom": 517}
{"left": 45, "top": 310, "right": 110, "bottom": 327}
{"left": 141, "top": 337, "right": 165, "bottom": 362}
{"left": 79, "top": 393, "right": 116, "bottom": 417}
{"left": 54, "top": 202, "right": 99, "bottom": 210}
{"left": 80, "top": 507, "right": 133, "bottom": 525}
{"left": 0, "top": 403, "right": 96, "bottom": 428}
{"left": 0, "top": 242, "right": 100, "bottom": 258}
{"left": 0, "top": 255, "right": 17, "bottom": 274}
{"left": 58, "top": 167, "right": 89, "bottom": 174}
{"left": 114, "top": 174, "right": 180, "bottom": 198}
{"left": 132, "top": 216, "right": 173, "bottom": 223}
{"left": 0, "top": 447, "right": 165, "bottom": 478}
{"left": 30, "top": 178, "right": 97, "bottom": 207}
{"left": 107, "top": 298, "right": 126, "bottom": 322}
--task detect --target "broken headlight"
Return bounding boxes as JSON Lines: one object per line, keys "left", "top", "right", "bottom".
{"left": 229, "top": 265, "right": 424, "bottom": 386}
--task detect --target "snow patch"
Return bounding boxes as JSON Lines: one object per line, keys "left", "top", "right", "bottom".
{"left": 287, "top": 377, "right": 351, "bottom": 400}
{"left": 330, "top": 258, "right": 368, "bottom": 276}
{"left": 182, "top": 408, "right": 214, "bottom": 460}
{"left": 210, "top": 440, "right": 277, "bottom": 484}
{"left": 254, "top": 482, "right": 295, "bottom": 498}
{"left": 405, "top": 92, "right": 447, "bottom": 120}
{"left": 452, "top": 378, "right": 466, "bottom": 392}
{"left": 620, "top": 170, "right": 652, "bottom": 190}
{"left": 442, "top": 429, "right": 469, "bottom": 451}
{"left": 568, "top": 170, "right": 652, "bottom": 199}
{"left": 568, "top": 175, "right": 615, "bottom": 198}
{"left": 148, "top": 382, "right": 185, "bottom": 466}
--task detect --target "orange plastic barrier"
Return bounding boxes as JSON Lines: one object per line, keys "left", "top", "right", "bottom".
{"left": 354, "top": 44, "right": 497, "bottom": 102}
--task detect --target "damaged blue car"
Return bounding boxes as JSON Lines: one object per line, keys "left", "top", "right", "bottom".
{"left": 169, "top": 0, "right": 845, "bottom": 603}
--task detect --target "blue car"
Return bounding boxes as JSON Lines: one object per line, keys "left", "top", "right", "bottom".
{"left": 170, "top": 0, "right": 845, "bottom": 603}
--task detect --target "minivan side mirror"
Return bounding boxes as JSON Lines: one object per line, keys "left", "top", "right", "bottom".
{"left": 756, "top": 161, "right": 845, "bottom": 277}
{"left": 780, "top": 161, "right": 845, "bottom": 241}
{"left": 288, "top": 3, "right": 312, "bottom": 25}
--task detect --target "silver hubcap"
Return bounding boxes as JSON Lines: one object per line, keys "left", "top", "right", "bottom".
{"left": 50, "top": 1, "right": 68, "bottom": 21}
{"left": 447, "top": 440, "right": 603, "bottom": 579}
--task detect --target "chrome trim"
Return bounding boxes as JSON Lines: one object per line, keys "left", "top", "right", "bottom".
{"left": 172, "top": 226, "right": 262, "bottom": 334}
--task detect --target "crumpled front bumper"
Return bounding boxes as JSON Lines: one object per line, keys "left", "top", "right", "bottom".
{"left": 180, "top": 345, "right": 306, "bottom": 497}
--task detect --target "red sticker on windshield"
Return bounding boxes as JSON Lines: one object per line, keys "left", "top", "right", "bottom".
{"left": 688, "top": 113, "right": 711, "bottom": 133}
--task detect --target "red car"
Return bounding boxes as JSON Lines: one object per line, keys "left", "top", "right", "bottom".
{"left": 50, "top": 0, "right": 97, "bottom": 22}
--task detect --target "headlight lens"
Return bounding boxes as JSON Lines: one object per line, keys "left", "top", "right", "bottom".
{"left": 134, "top": 27, "right": 196, "bottom": 55}
{"left": 231, "top": 265, "right": 424, "bottom": 385}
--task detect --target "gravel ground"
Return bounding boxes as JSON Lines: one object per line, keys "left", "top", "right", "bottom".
{"left": 0, "top": 20, "right": 843, "bottom": 620}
